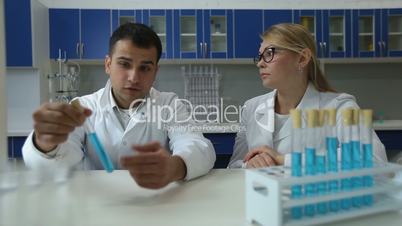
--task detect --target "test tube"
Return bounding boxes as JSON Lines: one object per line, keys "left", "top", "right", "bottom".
{"left": 71, "top": 99, "right": 114, "bottom": 173}
{"left": 326, "top": 109, "right": 339, "bottom": 212}
{"left": 351, "top": 109, "right": 363, "bottom": 207}
{"left": 304, "top": 109, "right": 318, "bottom": 217}
{"left": 340, "top": 108, "right": 353, "bottom": 210}
{"left": 290, "top": 109, "right": 303, "bottom": 219}
{"left": 361, "top": 109, "right": 374, "bottom": 206}
{"left": 316, "top": 109, "right": 328, "bottom": 214}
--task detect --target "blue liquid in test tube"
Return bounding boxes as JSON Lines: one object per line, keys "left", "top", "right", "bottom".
{"left": 341, "top": 142, "right": 352, "bottom": 209}
{"left": 351, "top": 140, "right": 363, "bottom": 207}
{"left": 88, "top": 133, "right": 114, "bottom": 173}
{"left": 363, "top": 143, "right": 374, "bottom": 206}
{"left": 316, "top": 155, "right": 327, "bottom": 214}
{"left": 305, "top": 147, "right": 316, "bottom": 217}
{"left": 327, "top": 137, "right": 340, "bottom": 212}
{"left": 291, "top": 152, "right": 302, "bottom": 219}
{"left": 290, "top": 109, "right": 303, "bottom": 219}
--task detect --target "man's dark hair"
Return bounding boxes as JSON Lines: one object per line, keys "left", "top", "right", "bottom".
{"left": 109, "top": 23, "right": 162, "bottom": 62}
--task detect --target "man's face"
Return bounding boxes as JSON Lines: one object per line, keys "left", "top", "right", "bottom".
{"left": 105, "top": 39, "right": 159, "bottom": 109}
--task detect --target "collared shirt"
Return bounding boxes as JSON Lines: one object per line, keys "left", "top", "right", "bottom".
{"left": 22, "top": 80, "right": 216, "bottom": 180}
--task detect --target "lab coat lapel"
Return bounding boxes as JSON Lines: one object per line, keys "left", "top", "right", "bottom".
{"left": 254, "top": 91, "right": 275, "bottom": 148}
{"left": 273, "top": 83, "right": 320, "bottom": 142}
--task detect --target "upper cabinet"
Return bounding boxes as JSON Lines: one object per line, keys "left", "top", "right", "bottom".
{"left": 352, "top": 9, "right": 402, "bottom": 57}
{"left": 234, "top": 10, "right": 263, "bottom": 58}
{"left": 47, "top": 7, "right": 402, "bottom": 61}
{"left": 143, "top": 10, "right": 173, "bottom": 59}
{"left": 4, "top": 0, "right": 33, "bottom": 67}
{"left": 173, "top": 10, "right": 234, "bottom": 59}
{"left": 49, "top": 9, "right": 111, "bottom": 59}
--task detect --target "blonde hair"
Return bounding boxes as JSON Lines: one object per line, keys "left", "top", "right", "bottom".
{"left": 262, "top": 23, "right": 335, "bottom": 92}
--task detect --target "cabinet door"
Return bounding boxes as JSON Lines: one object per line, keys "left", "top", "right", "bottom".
{"left": 143, "top": 10, "right": 173, "bottom": 59}
{"left": 352, "top": 9, "right": 380, "bottom": 57}
{"left": 204, "top": 10, "right": 234, "bottom": 58}
{"left": 80, "top": 9, "right": 111, "bottom": 59}
{"left": 322, "top": 10, "right": 352, "bottom": 58}
{"left": 385, "top": 8, "right": 402, "bottom": 57}
{"left": 5, "top": 0, "right": 32, "bottom": 66}
{"left": 263, "top": 10, "right": 293, "bottom": 29}
{"left": 294, "top": 10, "right": 324, "bottom": 57}
{"left": 49, "top": 9, "right": 80, "bottom": 59}
{"left": 173, "top": 10, "right": 203, "bottom": 58}
{"left": 234, "top": 10, "right": 263, "bottom": 58}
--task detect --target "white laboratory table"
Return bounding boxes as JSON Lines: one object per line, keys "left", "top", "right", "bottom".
{"left": 1, "top": 169, "right": 402, "bottom": 226}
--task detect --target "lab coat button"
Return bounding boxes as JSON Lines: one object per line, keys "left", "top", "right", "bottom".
{"left": 122, "top": 141, "right": 127, "bottom": 146}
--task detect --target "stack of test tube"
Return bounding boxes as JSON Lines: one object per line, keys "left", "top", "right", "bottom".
{"left": 289, "top": 108, "right": 379, "bottom": 219}
{"left": 246, "top": 107, "right": 402, "bottom": 226}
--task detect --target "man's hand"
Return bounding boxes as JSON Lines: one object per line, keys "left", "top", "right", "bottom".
{"left": 33, "top": 103, "right": 92, "bottom": 152}
{"left": 120, "top": 141, "right": 187, "bottom": 189}
{"left": 244, "top": 146, "right": 284, "bottom": 168}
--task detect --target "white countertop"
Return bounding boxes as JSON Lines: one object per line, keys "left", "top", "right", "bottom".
{"left": 373, "top": 120, "right": 402, "bottom": 131}
{"left": 1, "top": 169, "right": 402, "bottom": 226}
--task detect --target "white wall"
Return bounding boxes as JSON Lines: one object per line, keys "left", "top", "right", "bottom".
{"left": 0, "top": 0, "right": 7, "bottom": 160}
{"left": 38, "top": 0, "right": 402, "bottom": 9}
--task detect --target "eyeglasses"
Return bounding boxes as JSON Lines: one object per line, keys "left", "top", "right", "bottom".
{"left": 253, "top": 47, "right": 279, "bottom": 65}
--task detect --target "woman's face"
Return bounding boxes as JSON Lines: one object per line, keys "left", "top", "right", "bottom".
{"left": 256, "top": 39, "right": 300, "bottom": 90}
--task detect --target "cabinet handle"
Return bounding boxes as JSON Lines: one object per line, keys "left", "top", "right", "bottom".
{"left": 200, "top": 42, "right": 203, "bottom": 57}
{"left": 319, "top": 42, "right": 323, "bottom": 58}
{"left": 80, "top": 43, "right": 84, "bottom": 58}
{"left": 382, "top": 41, "right": 386, "bottom": 56}
{"left": 204, "top": 42, "right": 208, "bottom": 58}
{"left": 76, "top": 43, "right": 80, "bottom": 57}
{"left": 378, "top": 41, "right": 383, "bottom": 57}
{"left": 323, "top": 42, "right": 327, "bottom": 58}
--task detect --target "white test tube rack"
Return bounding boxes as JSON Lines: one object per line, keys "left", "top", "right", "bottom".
{"left": 245, "top": 162, "right": 402, "bottom": 226}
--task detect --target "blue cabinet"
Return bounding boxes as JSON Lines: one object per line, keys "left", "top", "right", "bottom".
{"left": 173, "top": 9, "right": 233, "bottom": 59}
{"left": 4, "top": 0, "right": 32, "bottom": 67}
{"left": 234, "top": 10, "right": 263, "bottom": 58}
{"left": 49, "top": 9, "right": 111, "bottom": 59}
{"left": 112, "top": 9, "right": 144, "bottom": 32}
{"left": 204, "top": 133, "right": 236, "bottom": 168}
{"left": 352, "top": 9, "right": 402, "bottom": 57}
{"left": 264, "top": 10, "right": 293, "bottom": 29}
{"left": 143, "top": 10, "right": 174, "bottom": 59}
{"left": 294, "top": 10, "right": 353, "bottom": 58}
{"left": 81, "top": 10, "right": 111, "bottom": 59}
{"left": 322, "top": 10, "right": 352, "bottom": 58}
{"left": 49, "top": 9, "right": 80, "bottom": 59}
{"left": 8, "top": 136, "right": 27, "bottom": 158}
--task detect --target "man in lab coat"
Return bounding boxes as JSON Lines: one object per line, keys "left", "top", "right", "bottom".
{"left": 22, "top": 23, "right": 216, "bottom": 189}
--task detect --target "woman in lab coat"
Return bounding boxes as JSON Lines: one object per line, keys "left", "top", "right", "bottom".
{"left": 228, "top": 23, "right": 387, "bottom": 168}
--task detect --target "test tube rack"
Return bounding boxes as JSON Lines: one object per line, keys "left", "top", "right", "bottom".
{"left": 245, "top": 162, "right": 402, "bottom": 226}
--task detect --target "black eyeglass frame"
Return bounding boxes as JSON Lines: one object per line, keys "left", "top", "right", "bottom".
{"left": 253, "top": 47, "right": 287, "bottom": 65}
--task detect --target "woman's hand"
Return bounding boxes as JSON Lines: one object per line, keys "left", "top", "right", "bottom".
{"left": 243, "top": 146, "right": 284, "bottom": 168}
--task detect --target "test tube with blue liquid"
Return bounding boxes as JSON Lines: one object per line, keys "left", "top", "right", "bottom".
{"left": 290, "top": 109, "right": 303, "bottom": 219}
{"left": 326, "top": 109, "right": 339, "bottom": 212}
{"left": 71, "top": 99, "right": 114, "bottom": 173}
{"left": 361, "top": 109, "right": 374, "bottom": 206}
{"left": 304, "top": 109, "right": 318, "bottom": 217}
{"left": 316, "top": 110, "right": 327, "bottom": 214}
{"left": 340, "top": 108, "right": 353, "bottom": 210}
{"left": 351, "top": 109, "right": 363, "bottom": 207}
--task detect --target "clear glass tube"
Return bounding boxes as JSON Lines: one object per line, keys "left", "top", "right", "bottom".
{"left": 340, "top": 109, "right": 352, "bottom": 210}
{"left": 326, "top": 109, "right": 339, "bottom": 212}
{"left": 290, "top": 109, "right": 302, "bottom": 219}
{"left": 351, "top": 109, "right": 363, "bottom": 207}
{"left": 316, "top": 110, "right": 327, "bottom": 215}
{"left": 361, "top": 109, "right": 374, "bottom": 206}
{"left": 304, "top": 109, "right": 317, "bottom": 217}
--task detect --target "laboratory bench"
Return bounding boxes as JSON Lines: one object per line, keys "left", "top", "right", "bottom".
{"left": 1, "top": 169, "right": 402, "bottom": 226}
{"left": 6, "top": 120, "right": 402, "bottom": 167}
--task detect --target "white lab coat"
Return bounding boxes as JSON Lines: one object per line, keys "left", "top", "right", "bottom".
{"left": 23, "top": 80, "right": 216, "bottom": 180}
{"left": 229, "top": 83, "right": 387, "bottom": 168}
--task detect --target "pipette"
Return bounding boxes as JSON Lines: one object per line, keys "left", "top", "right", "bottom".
{"left": 71, "top": 99, "right": 114, "bottom": 173}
